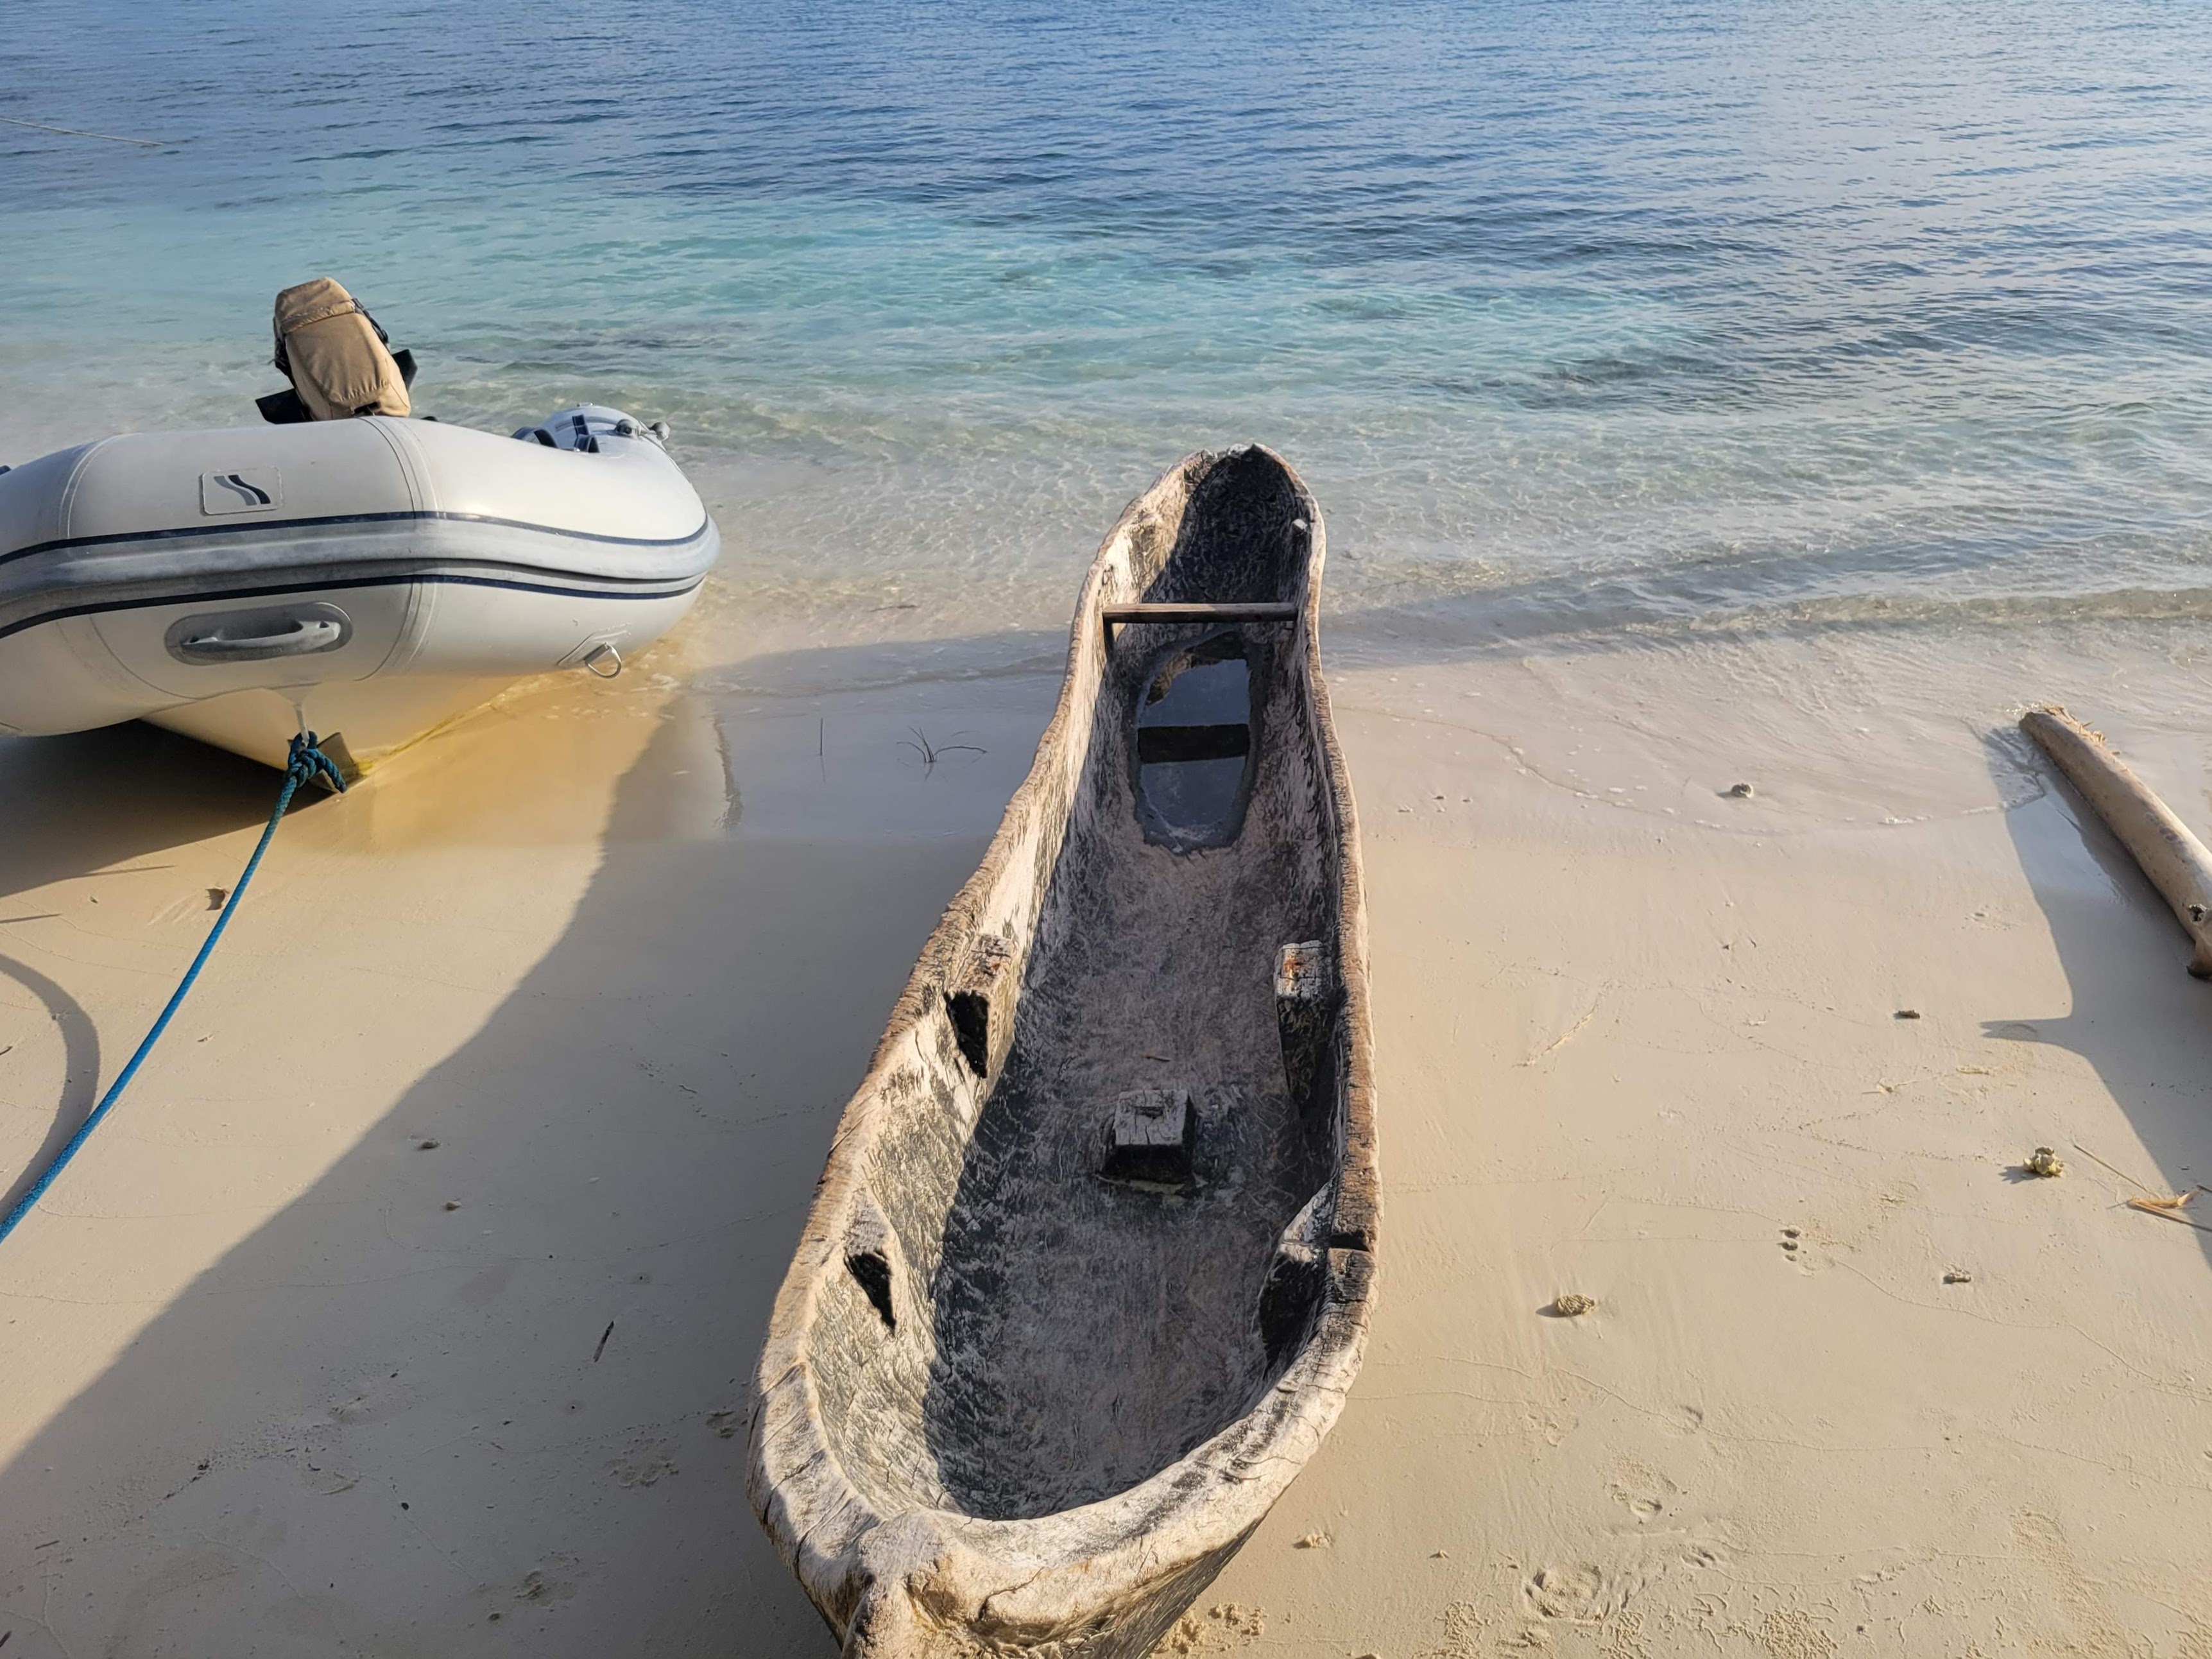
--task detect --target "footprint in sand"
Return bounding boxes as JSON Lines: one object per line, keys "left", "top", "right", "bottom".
{"left": 1161, "top": 1603, "right": 1265, "bottom": 1655}
{"left": 609, "top": 1441, "right": 679, "bottom": 1488}
{"left": 515, "top": 1558, "right": 580, "bottom": 1606}
{"left": 1606, "top": 1459, "right": 1679, "bottom": 1522}
{"left": 296, "top": 1461, "right": 360, "bottom": 1496}
{"left": 1523, "top": 1563, "right": 1608, "bottom": 1620}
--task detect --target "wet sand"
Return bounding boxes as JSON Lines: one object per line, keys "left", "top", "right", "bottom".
{"left": 4, "top": 615, "right": 2211, "bottom": 1655}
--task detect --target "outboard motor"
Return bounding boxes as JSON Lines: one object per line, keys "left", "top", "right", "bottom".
{"left": 257, "top": 277, "right": 416, "bottom": 424}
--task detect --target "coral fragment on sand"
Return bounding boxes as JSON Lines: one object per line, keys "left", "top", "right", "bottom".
{"left": 1551, "top": 1292, "right": 1597, "bottom": 1317}
{"left": 2025, "top": 1147, "right": 2065, "bottom": 1178}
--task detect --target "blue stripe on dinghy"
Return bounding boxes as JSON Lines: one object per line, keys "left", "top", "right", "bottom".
{"left": 0, "top": 571, "right": 708, "bottom": 644}
{"left": 1, "top": 508, "right": 715, "bottom": 568}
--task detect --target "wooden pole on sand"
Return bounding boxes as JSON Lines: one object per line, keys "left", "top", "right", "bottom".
{"left": 2020, "top": 705, "right": 2212, "bottom": 979}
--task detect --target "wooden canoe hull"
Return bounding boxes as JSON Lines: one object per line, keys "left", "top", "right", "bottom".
{"left": 750, "top": 447, "right": 1378, "bottom": 1656}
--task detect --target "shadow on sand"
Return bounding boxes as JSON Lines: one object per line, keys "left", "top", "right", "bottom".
{"left": 0, "top": 655, "right": 1059, "bottom": 1656}
{"left": 1991, "top": 728, "right": 2212, "bottom": 1266}
{"left": 0, "top": 724, "right": 330, "bottom": 1232}
{"left": 0, "top": 721, "right": 281, "bottom": 905}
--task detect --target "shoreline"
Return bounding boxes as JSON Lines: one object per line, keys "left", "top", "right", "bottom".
{"left": 2, "top": 611, "right": 2209, "bottom": 1653}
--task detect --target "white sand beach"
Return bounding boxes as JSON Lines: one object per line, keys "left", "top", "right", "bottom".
{"left": 12, "top": 0, "right": 2212, "bottom": 1647}
{"left": 4, "top": 610, "right": 2211, "bottom": 1656}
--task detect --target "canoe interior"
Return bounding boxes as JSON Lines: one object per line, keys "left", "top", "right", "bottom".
{"left": 809, "top": 447, "right": 1350, "bottom": 1524}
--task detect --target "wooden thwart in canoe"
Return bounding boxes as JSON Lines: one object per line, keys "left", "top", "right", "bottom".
{"left": 749, "top": 446, "right": 1377, "bottom": 1657}
{"left": 1100, "top": 601, "right": 1300, "bottom": 646}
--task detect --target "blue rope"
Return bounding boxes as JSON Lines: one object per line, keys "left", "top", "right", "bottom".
{"left": 0, "top": 732, "right": 346, "bottom": 1246}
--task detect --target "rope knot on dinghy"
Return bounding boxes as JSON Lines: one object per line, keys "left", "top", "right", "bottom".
{"left": 286, "top": 728, "right": 350, "bottom": 796}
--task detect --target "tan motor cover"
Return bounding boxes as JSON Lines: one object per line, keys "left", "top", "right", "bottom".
{"left": 273, "top": 277, "right": 410, "bottom": 420}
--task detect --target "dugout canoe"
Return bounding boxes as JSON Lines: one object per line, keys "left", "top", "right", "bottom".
{"left": 750, "top": 445, "right": 1377, "bottom": 1657}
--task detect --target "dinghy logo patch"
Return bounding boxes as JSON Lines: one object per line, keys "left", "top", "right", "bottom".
{"left": 200, "top": 469, "right": 282, "bottom": 515}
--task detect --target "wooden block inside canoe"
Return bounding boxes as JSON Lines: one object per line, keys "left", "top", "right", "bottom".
{"left": 1103, "top": 1087, "right": 1196, "bottom": 1187}
{"left": 1276, "top": 940, "right": 1339, "bottom": 1115}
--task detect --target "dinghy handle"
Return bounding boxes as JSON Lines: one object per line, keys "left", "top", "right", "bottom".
{"left": 167, "top": 603, "right": 352, "bottom": 664}
{"left": 582, "top": 642, "right": 623, "bottom": 678}
{"left": 179, "top": 619, "right": 344, "bottom": 658}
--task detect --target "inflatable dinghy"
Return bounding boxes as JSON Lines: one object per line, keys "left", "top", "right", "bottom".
{"left": 0, "top": 404, "right": 718, "bottom": 777}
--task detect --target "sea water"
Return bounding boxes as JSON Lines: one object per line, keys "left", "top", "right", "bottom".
{"left": 6, "top": 0, "right": 2212, "bottom": 657}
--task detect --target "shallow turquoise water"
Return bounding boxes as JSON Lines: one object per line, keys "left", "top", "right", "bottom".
{"left": 7, "top": 0, "right": 2212, "bottom": 645}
